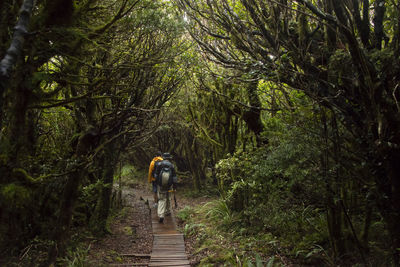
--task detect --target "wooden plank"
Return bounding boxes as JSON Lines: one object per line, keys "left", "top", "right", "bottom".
{"left": 153, "top": 244, "right": 184, "bottom": 247}
{"left": 152, "top": 251, "right": 186, "bottom": 254}
{"left": 150, "top": 257, "right": 188, "bottom": 260}
{"left": 151, "top": 254, "right": 187, "bottom": 257}
{"left": 148, "top": 262, "right": 190, "bottom": 266}
{"left": 154, "top": 241, "right": 184, "bottom": 243}
{"left": 151, "top": 250, "right": 186, "bottom": 253}
{"left": 148, "top": 264, "right": 190, "bottom": 267}
{"left": 153, "top": 241, "right": 184, "bottom": 243}
{"left": 154, "top": 234, "right": 183, "bottom": 236}
{"left": 153, "top": 241, "right": 183, "bottom": 243}
{"left": 152, "top": 247, "right": 185, "bottom": 249}
{"left": 149, "top": 264, "right": 190, "bottom": 266}
{"left": 153, "top": 246, "right": 185, "bottom": 248}
{"left": 149, "top": 197, "right": 190, "bottom": 267}
{"left": 151, "top": 262, "right": 189, "bottom": 264}
{"left": 152, "top": 247, "right": 185, "bottom": 250}
{"left": 150, "top": 260, "right": 188, "bottom": 262}
{"left": 152, "top": 246, "right": 185, "bottom": 249}
{"left": 153, "top": 241, "right": 184, "bottom": 245}
{"left": 150, "top": 252, "right": 188, "bottom": 256}
{"left": 109, "top": 264, "right": 148, "bottom": 266}
{"left": 152, "top": 250, "right": 186, "bottom": 253}
{"left": 153, "top": 243, "right": 184, "bottom": 246}
{"left": 151, "top": 253, "right": 186, "bottom": 256}
{"left": 120, "top": 253, "right": 151, "bottom": 257}
{"left": 151, "top": 251, "right": 186, "bottom": 253}
{"left": 153, "top": 242, "right": 184, "bottom": 245}
{"left": 153, "top": 243, "right": 184, "bottom": 245}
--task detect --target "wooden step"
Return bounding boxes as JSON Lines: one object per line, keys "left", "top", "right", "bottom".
{"left": 142, "top": 194, "right": 190, "bottom": 267}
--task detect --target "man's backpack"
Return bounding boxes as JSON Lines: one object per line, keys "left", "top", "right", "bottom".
{"left": 157, "top": 165, "right": 173, "bottom": 192}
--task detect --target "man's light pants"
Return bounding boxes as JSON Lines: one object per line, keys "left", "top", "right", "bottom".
{"left": 157, "top": 186, "right": 171, "bottom": 218}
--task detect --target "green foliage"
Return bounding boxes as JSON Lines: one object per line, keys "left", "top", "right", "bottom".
{"left": 120, "top": 164, "right": 136, "bottom": 178}
{"left": 211, "top": 113, "right": 333, "bottom": 262}
{"left": 177, "top": 205, "right": 196, "bottom": 222}
{"left": 75, "top": 179, "right": 104, "bottom": 226}
{"left": 242, "top": 254, "right": 279, "bottom": 267}
{"left": 0, "top": 183, "right": 32, "bottom": 210}
{"left": 2, "top": 0, "right": 399, "bottom": 265}
{"left": 201, "top": 199, "right": 238, "bottom": 228}
{"left": 117, "top": 165, "right": 146, "bottom": 188}
{"left": 328, "top": 50, "right": 353, "bottom": 86}
{"left": 177, "top": 194, "right": 287, "bottom": 266}
{"left": 58, "top": 244, "right": 91, "bottom": 267}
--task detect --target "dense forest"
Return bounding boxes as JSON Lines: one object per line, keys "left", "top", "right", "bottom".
{"left": 0, "top": 0, "right": 399, "bottom": 266}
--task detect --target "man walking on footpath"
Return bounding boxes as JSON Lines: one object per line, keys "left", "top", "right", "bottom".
{"left": 154, "top": 152, "right": 177, "bottom": 223}
{"left": 148, "top": 151, "right": 163, "bottom": 208}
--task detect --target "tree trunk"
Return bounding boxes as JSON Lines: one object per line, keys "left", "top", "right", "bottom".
{"left": 361, "top": 203, "right": 372, "bottom": 252}
{"left": 375, "top": 148, "right": 400, "bottom": 265}
{"left": 45, "top": 168, "right": 83, "bottom": 266}
{"left": 185, "top": 135, "right": 201, "bottom": 191}
{"left": 241, "top": 81, "right": 267, "bottom": 146}
{"left": 7, "top": 76, "right": 33, "bottom": 166}
{"left": 321, "top": 109, "right": 345, "bottom": 258}
{"left": 90, "top": 140, "right": 118, "bottom": 235}
{"left": 45, "top": 129, "right": 96, "bottom": 265}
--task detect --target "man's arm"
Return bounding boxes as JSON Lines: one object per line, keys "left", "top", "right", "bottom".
{"left": 148, "top": 160, "right": 155, "bottom": 183}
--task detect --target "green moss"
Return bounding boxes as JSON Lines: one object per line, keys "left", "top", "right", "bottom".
{"left": 123, "top": 226, "right": 133, "bottom": 236}
{"left": 12, "top": 168, "right": 49, "bottom": 184}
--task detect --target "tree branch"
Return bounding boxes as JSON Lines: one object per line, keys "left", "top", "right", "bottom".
{"left": 89, "top": 0, "right": 141, "bottom": 38}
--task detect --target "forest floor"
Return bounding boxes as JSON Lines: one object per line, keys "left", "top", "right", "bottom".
{"left": 86, "top": 182, "right": 153, "bottom": 266}
{"left": 86, "top": 180, "right": 213, "bottom": 266}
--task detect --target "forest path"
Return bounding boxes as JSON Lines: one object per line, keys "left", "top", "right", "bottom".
{"left": 141, "top": 193, "right": 191, "bottom": 267}
{"left": 87, "top": 183, "right": 190, "bottom": 266}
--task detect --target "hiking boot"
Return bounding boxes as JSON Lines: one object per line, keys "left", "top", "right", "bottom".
{"left": 159, "top": 217, "right": 164, "bottom": 223}
{"left": 165, "top": 212, "right": 171, "bottom": 216}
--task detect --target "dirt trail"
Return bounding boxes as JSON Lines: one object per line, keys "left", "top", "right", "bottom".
{"left": 86, "top": 181, "right": 211, "bottom": 266}
{"left": 87, "top": 183, "right": 154, "bottom": 266}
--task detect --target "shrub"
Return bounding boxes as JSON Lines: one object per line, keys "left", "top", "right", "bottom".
{"left": 213, "top": 120, "right": 331, "bottom": 260}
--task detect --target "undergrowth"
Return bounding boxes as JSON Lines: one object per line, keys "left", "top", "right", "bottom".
{"left": 57, "top": 244, "right": 91, "bottom": 267}
{"left": 177, "top": 200, "right": 285, "bottom": 266}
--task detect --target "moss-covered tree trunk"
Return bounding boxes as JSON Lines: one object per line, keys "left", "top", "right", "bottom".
{"left": 90, "top": 139, "right": 118, "bottom": 235}
{"left": 45, "top": 129, "right": 96, "bottom": 265}
{"left": 184, "top": 134, "right": 201, "bottom": 191}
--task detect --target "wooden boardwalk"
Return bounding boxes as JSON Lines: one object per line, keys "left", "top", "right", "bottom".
{"left": 146, "top": 195, "right": 190, "bottom": 267}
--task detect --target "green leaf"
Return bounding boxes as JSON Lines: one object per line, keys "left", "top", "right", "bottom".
{"left": 266, "top": 256, "right": 275, "bottom": 267}
{"left": 256, "top": 253, "right": 264, "bottom": 267}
